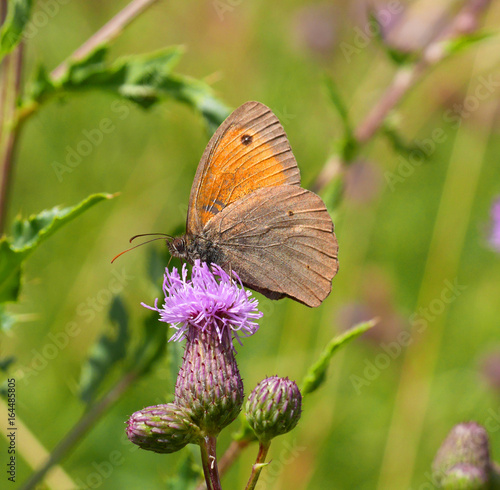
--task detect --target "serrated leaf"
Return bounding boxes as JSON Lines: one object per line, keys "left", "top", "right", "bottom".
{"left": 0, "top": 193, "right": 114, "bottom": 311}
{"left": 160, "top": 73, "right": 230, "bottom": 135}
{"left": 62, "top": 46, "right": 182, "bottom": 100}
{"left": 0, "top": 0, "right": 33, "bottom": 59}
{"left": 24, "top": 46, "right": 230, "bottom": 134}
{"left": 80, "top": 296, "right": 130, "bottom": 404}
{"left": 301, "top": 319, "right": 377, "bottom": 396}
{"left": 166, "top": 451, "right": 203, "bottom": 490}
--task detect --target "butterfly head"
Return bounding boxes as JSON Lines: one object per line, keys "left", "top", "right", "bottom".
{"left": 167, "top": 236, "right": 190, "bottom": 260}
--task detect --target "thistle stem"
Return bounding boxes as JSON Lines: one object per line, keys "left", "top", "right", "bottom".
{"left": 0, "top": 41, "right": 24, "bottom": 234}
{"left": 199, "top": 435, "right": 222, "bottom": 490}
{"left": 244, "top": 441, "right": 271, "bottom": 490}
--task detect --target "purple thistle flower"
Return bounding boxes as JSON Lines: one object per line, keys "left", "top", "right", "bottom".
{"left": 489, "top": 197, "right": 500, "bottom": 252}
{"left": 142, "top": 260, "right": 262, "bottom": 347}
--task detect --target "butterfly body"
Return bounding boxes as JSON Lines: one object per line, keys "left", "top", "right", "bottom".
{"left": 168, "top": 234, "right": 225, "bottom": 266}
{"left": 170, "top": 101, "right": 338, "bottom": 307}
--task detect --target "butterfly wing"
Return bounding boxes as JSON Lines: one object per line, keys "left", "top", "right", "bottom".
{"left": 187, "top": 101, "right": 301, "bottom": 235}
{"left": 203, "top": 185, "right": 339, "bottom": 307}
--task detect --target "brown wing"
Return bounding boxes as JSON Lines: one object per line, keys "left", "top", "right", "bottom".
{"left": 203, "top": 185, "right": 339, "bottom": 307}
{"left": 187, "top": 101, "right": 301, "bottom": 235}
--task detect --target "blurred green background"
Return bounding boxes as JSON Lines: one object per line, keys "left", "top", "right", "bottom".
{"left": 3, "top": 0, "right": 500, "bottom": 488}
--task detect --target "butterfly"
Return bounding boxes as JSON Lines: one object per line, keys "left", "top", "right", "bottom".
{"left": 167, "top": 101, "right": 340, "bottom": 307}
{"left": 117, "top": 101, "right": 339, "bottom": 307}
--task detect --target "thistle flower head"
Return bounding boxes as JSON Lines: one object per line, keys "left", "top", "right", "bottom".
{"left": 143, "top": 260, "right": 262, "bottom": 348}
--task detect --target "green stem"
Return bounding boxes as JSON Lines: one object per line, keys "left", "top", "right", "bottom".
{"left": 245, "top": 441, "right": 271, "bottom": 490}
{"left": 199, "top": 435, "right": 222, "bottom": 490}
{"left": 19, "top": 371, "right": 138, "bottom": 490}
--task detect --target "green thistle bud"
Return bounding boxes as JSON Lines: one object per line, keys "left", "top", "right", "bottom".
{"left": 175, "top": 327, "right": 244, "bottom": 436}
{"left": 245, "top": 376, "right": 302, "bottom": 443}
{"left": 126, "top": 403, "right": 201, "bottom": 453}
{"left": 433, "top": 422, "right": 491, "bottom": 488}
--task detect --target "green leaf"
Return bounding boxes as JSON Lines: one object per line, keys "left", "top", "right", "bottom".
{"left": 324, "top": 76, "right": 358, "bottom": 161}
{"left": 382, "top": 121, "right": 427, "bottom": 159}
{"left": 301, "top": 319, "right": 377, "bottom": 396}
{"left": 80, "top": 296, "right": 130, "bottom": 404}
{"left": 0, "top": 0, "right": 33, "bottom": 59}
{"left": 444, "top": 31, "right": 496, "bottom": 57}
{"left": 0, "top": 193, "right": 114, "bottom": 312}
{"left": 325, "top": 76, "right": 350, "bottom": 129}
{"left": 24, "top": 46, "right": 230, "bottom": 134}
{"left": 62, "top": 46, "right": 182, "bottom": 101}
{"left": 157, "top": 72, "right": 231, "bottom": 135}
{"left": 28, "top": 64, "right": 55, "bottom": 103}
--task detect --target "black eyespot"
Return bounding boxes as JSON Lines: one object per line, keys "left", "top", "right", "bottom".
{"left": 241, "top": 134, "right": 253, "bottom": 145}
{"left": 288, "top": 210, "right": 294, "bottom": 216}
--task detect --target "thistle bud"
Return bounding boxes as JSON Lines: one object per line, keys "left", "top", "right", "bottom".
{"left": 175, "top": 327, "right": 244, "bottom": 435}
{"left": 245, "top": 376, "right": 302, "bottom": 443}
{"left": 126, "top": 403, "right": 201, "bottom": 453}
{"left": 433, "top": 422, "right": 492, "bottom": 488}
{"left": 440, "top": 463, "right": 489, "bottom": 489}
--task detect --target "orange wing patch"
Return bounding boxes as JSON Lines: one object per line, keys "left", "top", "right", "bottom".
{"left": 198, "top": 126, "right": 298, "bottom": 225}
{"left": 187, "top": 102, "right": 301, "bottom": 234}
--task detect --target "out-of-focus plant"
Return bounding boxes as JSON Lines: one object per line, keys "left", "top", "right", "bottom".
{"left": 0, "top": 0, "right": 230, "bottom": 329}
{"left": 433, "top": 422, "right": 500, "bottom": 489}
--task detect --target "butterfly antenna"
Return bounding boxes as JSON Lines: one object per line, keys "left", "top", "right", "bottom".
{"left": 111, "top": 235, "right": 171, "bottom": 263}
{"left": 129, "top": 233, "right": 173, "bottom": 242}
